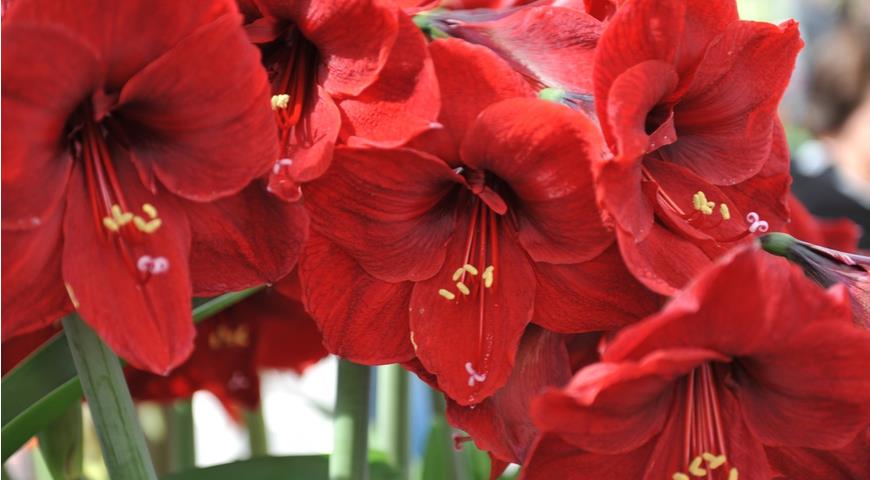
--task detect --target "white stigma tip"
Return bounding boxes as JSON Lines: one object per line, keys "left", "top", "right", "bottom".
{"left": 746, "top": 211, "right": 769, "bottom": 233}
{"left": 465, "top": 362, "right": 487, "bottom": 387}
{"left": 138, "top": 255, "right": 170, "bottom": 274}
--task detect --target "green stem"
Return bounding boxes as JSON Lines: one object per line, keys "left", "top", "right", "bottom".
{"left": 376, "top": 365, "right": 408, "bottom": 477}
{"left": 62, "top": 314, "right": 157, "bottom": 480}
{"left": 759, "top": 232, "right": 796, "bottom": 258}
{"left": 167, "top": 400, "right": 196, "bottom": 472}
{"left": 431, "top": 390, "right": 467, "bottom": 480}
{"left": 192, "top": 286, "right": 264, "bottom": 322}
{"left": 244, "top": 407, "right": 269, "bottom": 457}
{"left": 37, "top": 404, "right": 83, "bottom": 480}
{"left": 330, "top": 359, "right": 370, "bottom": 480}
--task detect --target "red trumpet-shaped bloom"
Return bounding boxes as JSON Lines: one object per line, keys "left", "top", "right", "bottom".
{"left": 239, "top": 0, "right": 440, "bottom": 201}
{"left": 2, "top": 0, "right": 307, "bottom": 373}
{"left": 524, "top": 246, "right": 870, "bottom": 479}
{"left": 301, "top": 39, "right": 659, "bottom": 405}
{"left": 592, "top": 0, "right": 803, "bottom": 294}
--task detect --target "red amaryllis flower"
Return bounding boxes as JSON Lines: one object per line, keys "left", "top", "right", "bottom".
{"left": 761, "top": 232, "right": 869, "bottom": 328}
{"left": 523, "top": 246, "right": 870, "bottom": 479}
{"left": 239, "top": 0, "right": 439, "bottom": 201}
{"left": 127, "top": 272, "right": 328, "bottom": 416}
{"left": 766, "top": 428, "right": 870, "bottom": 480}
{"left": 1, "top": 325, "right": 60, "bottom": 376}
{"left": 784, "top": 194, "right": 861, "bottom": 252}
{"left": 2, "top": 0, "right": 307, "bottom": 373}
{"left": 592, "top": 0, "right": 803, "bottom": 294}
{"left": 301, "top": 38, "right": 659, "bottom": 405}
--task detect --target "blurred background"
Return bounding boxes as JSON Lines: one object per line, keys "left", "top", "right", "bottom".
{"left": 4, "top": 0, "right": 869, "bottom": 479}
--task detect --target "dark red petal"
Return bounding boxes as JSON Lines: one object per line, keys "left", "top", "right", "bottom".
{"left": 615, "top": 223, "right": 711, "bottom": 296}
{"left": 338, "top": 13, "right": 439, "bottom": 147}
{"left": 118, "top": 13, "right": 277, "bottom": 201}
{"left": 409, "top": 226, "right": 535, "bottom": 405}
{"left": 299, "top": 233, "right": 415, "bottom": 364}
{"left": 262, "top": 0, "right": 399, "bottom": 97}
{"left": 1, "top": 25, "right": 98, "bottom": 230}
{"left": 675, "top": 0, "right": 739, "bottom": 75}
{"left": 786, "top": 194, "right": 861, "bottom": 252}
{"left": 664, "top": 20, "right": 802, "bottom": 185}
{"left": 2, "top": 204, "right": 72, "bottom": 340}
{"left": 532, "top": 348, "right": 722, "bottom": 454}
{"left": 766, "top": 429, "right": 870, "bottom": 480}
{"left": 462, "top": 98, "right": 612, "bottom": 264}
{"left": 532, "top": 244, "right": 662, "bottom": 333}
{"left": 430, "top": 39, "right": 536, "bottom": 148}
{"left": 593, "top": 153, "right": 654, "bottom": 240}
{"left": 183, "top": 181, "right": 308, "bottom": 296}
{"left": 736, "top": 320, "right": 870, "bottom": 449}
{"left": 446, "top": 327, "right": 571, "bottom": 463}
{"left": 594, "top": 0, "right": 685, "bottom": 148}
{"left": 303, "top": 146, "right": 461, "bottom": 282}
{"left": 1, "top": 326, "right": 61, "bottom": 375}
{"left": 520, "top": 433, "right": 652, "bottom": 480}
{"left": 62, "top": 161, "right": 194, "bottom": 374}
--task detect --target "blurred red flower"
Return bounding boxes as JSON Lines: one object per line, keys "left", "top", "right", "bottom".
{"left": 2, "top": 0, "right": 307, "bottom": 373}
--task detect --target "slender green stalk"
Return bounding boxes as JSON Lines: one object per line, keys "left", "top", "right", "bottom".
{"left": 62, "top": 314, "right": 157, "bottom": 480}
{"left": 430, "top": 390, "right": 467, "bottom": 480}
{"left": 243, "top": 407, "right": 269, "bottom": 457}
{"left": 330, "top": 359, "right": 371, "bottom": 480}
{"left": 192, "top": 286, "right": 263, "bottom": 323}
{"left": 376, "top": 365, "right": 408, "bottom": 477}
{"left": 37, "top": 404, "right": 83, "bottom": 480}
{"left": 167, "top": 400, "right": 196, "bottom": 472}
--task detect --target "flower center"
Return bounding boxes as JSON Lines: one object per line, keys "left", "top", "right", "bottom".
{"left": 672, "top": 363, "right": 739, "bottom": 480}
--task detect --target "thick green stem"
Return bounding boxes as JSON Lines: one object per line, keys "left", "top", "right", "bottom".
{"left": 167, "top": 400, "right": 196, "bottom": 472}
{"left": 330, "top": 359, "right": 370, "bottom": 480}
{"left": 62, "top": 314, "right": 157, "bottom": 480}
{"left": 244, "top": 407, "right": 269, "bottom": 457}
{"left": 376, "top": 364, "right": 408, "bottom": 477}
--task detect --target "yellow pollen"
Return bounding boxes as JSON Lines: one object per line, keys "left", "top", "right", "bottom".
{"left": 673, "top": 474, "right": 690, "bottom": 480}
{"left": 271, "top": 94, "right": 290, "bottom": 110}
{"left": 719, "top": 203, "right": 731, "bottom": 220}
{"left": 456, "top": 282, "right": 471, "bottom": 295}
{"left": 452, "top": 268, "right": 465, "bottom": 282}
{"left": 134, "top": 216, "right": 162, "bottom": 234}
{"left": 702, "top": 453, "right": 727, "bottom": 469}
{"left": 438, "top": 289, "right": 456, "bottom": 301}
{"left": 728, "top": 468, "right": 739, "bottom": 480}
{"left": 102, "top": 217, "right": 120, "bottom": 232}
{"left": 64, "top": 283, "right": 80, "bottom": 308}
{"left": 462, "top": 264, "right": 479, "bottom": 275}
{"left": 692, "top": 191, "right": 715, "bottom": 215}
{"left": 482, "top": 266, "right": 494, "bottom": 288}
{"left": 688, "top": 456, "right": 707, "bottom": 476}
{"left": 142, "top": 203, "right": 158, "bottom": 219}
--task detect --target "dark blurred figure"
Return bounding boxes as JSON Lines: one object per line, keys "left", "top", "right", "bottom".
{"left": 792, "top": 2, "right": 870, "bottom": 248}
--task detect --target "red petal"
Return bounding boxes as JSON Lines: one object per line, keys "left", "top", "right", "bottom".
{"left": 303, "top": 146, "right": 462, "bottom": 282}
{"left": 1, "top": 25, "right": 97, "bottom": 230}
{"left": 299, "top": 233, "right": 415, "bottom": 364}
{"left": 118, "top": 13, "right": 277, "bottom": 201}
{"left": 665, "top": 20, "right": 802, "bottom": 185}
{"left": 532, "top": 245, "right": 663, "bottom": 333}
{"left": 462, "top": 98, "right": 612, "bottom": 263}
{"left": 183, "top": 181, "right": 308, "bottom": 296}
{"left": 430, "top": 39, "right": 536, "bottom": 148}
{"left": 766, "top": 429, "right": 870, "bottom": 480}
{"left": 409, "top": 223, "right": 535, "bottom": 405}
{"left": 616, "top": 224, "right": 711, "bottom": 296}
{"left": 520, "top": 433, "right": 652, "bottom": 480}
{"left": 446, "top": 327, "right": 571, "bottom": 463}
{"left": 62, "top": 160, "right": 194, "bottom": 373}
{"left": 786, "top": 194, "right": 861, "bottom": 252}
{"left": 338, "top": 13, "right": 440, "bottom": 147}
{"left": 2, "top": 204, "right": 72, "bottom": 340}
{"left": 262, "top": 0, "right": 399, "bottom": 97}
{"left": 1, "top": 325, "right": 61, "bottom": 375}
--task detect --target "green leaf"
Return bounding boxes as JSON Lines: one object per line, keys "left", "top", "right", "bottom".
{"left": 162, "top": 455, "right": 399, "bottom": 480}
{"left": 1, "top": 287, "right": 264, "bottom": 462}
{"left": 37, "top": 404, "right": 83, "bottom": 480}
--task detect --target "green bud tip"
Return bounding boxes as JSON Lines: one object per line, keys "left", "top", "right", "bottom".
{"left": 759, "top": 232, "right": 796, "bottom": 258}
{"left": 539, "top": 87, "right": 567, "bottom": 103}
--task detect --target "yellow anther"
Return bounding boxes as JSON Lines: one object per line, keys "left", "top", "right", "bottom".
{"left": 438, "top": 289, "right": 456, "bottom": 301}
{"left": 142, "top": 203, "right": 158, "bottom": 219}
{"left": 65, "top": 283, "right": 80, "bottom": 308}
{"left": 702, "top": 453, "right": 727, "bottom": 469}
{"left": 463, "top": 264, "right": 479, "bottom": 275}
{"left": 719, "top": 203, "right": 731, "bottom": 220}
{"left": 111, "top": 204, "right": 123, "bottom": 219}
{"left": 673, "top": 474, "right": 690, "bottom": 480}
{"left": 102, "top": 217, "right": 120, "bottom": 232}
{"left": 452, "top": 268, "right": 465, "bottom": 282}
{"left": 728, "top": 468, "right": 738, "bottom": 480}
{"left": 482, "top": 266, "right": 494, "bottom": 288}
{"left": 688, "top": 456, "right": 707, "bottom": 476}
{"left": 134, "top": 216, "right": 162, "bottom": 234}
{"left": 271, "top": 94, "right": 290, "bottom": 110}
{"left": 692, "top": 191, "right": 716, "bottom": 215}
{"left": 456, "top": 282, "right": 471, "bottom": 295}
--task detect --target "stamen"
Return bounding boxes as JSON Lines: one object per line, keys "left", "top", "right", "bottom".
{"left": 672, "top": 474, "right": 690, "bottom": 480}
{"left": 692, "top": 191, "right": 715, "bottom": 215}
{"left": 746, "top": 212, "right": 769, "bottom": 233}
{"left": 438, "top": 289, "right": 456, "bottom": 301}
{"left": 142, "top": 203, "right": 157, "bottom": 219}
{"left": 133, "top": 216, "right": 162, "bottom": 234}
{"left": 719, "top": 204, "right": 731, "bottom": 221}
{"left": 462, "top": 264, "right": 479, "bottom": 275}
{"left": 456, "top": 282, "right": 471, "bottom": 295}
{"left": 688, "top": 456, "right": 707, "bottom": 476}
{"left": 482, "top": 266, "right": 494, "bottom": 288}
{"left": 465, "top": 361, "right": 487, "bottom": 387}
{"left": 271, "top": 94, "right": 290, "bottom": 110}
{"left": 729, "top": 468, "right": 739, "bottom": 480}
{"left": 452, "top": 268, "right": 465, "bottom": 282}
{"left": 703, "top": 452, "right": 726, "bottom": 469}
{"left": 102, "top": 217, "right": 120, "bottom": 232}
{"left": 410, "top": 331, "right": 418, "bottom": 351}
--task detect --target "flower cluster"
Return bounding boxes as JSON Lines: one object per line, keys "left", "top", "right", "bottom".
{"left": 3, "top": 0, "right": 869, "bottom": 478}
